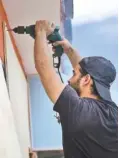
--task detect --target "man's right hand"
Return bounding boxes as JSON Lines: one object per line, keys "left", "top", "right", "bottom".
{"left": 52, "top": 38, "right": 81, "bottom": 69}
{"left": 53, "top": 38, "right": 72, "bottom": 54}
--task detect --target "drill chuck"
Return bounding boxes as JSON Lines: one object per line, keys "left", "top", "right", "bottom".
{"left": 12, "top": 25, "right": 35, "bottom": 38}
{"left": 12, "top": 26, "right": 26, "bottom": 34}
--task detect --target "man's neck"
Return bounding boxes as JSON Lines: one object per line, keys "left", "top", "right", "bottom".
{"left": 80, "top": 93, "right": 100, "bottom": 100}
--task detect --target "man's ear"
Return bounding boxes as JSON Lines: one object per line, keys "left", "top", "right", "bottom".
{"left": 82, "top": 74, "right": 91, "bottom": 86}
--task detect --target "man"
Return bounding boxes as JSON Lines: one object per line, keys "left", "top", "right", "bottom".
{"left": 34, "top": 20, "right": 118, "bottom": 158}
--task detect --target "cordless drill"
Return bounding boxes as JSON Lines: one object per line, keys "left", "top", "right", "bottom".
{"left": 8, "top": 25, "right": 64, "bottom": 58}
{"left": 8, "top": 24, "right": 64, "bottom": 82}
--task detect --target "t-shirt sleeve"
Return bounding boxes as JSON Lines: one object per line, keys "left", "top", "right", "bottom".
{"left": 53, "top": 85, "right": 83, "bottom": 130}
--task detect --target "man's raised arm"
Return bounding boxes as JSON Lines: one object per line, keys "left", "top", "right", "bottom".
{"left": 34, "top": 20, "right": 65, "bottom": 104}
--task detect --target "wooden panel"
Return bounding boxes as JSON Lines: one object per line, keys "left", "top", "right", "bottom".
{"left": 0, "top": 59, "right": 22, "bottom": 158}
{"left": 4, "top": 26, "right": 30, "bottom": 158}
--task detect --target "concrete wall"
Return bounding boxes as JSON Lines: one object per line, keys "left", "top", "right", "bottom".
{"left": 2, "top": 0, "right": 61, "bottom": 74}
{"left": 0, "top": 59, "right": 22, "bottom": 158}
{"left": 4, "top": 27, "right": 30, "bottom": 158}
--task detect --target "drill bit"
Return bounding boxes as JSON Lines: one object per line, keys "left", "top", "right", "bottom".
{"left": 7, "top": 29, "right": 13, "bottom": 31}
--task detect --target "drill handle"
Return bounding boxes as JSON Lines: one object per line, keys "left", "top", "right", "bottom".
{"left": 47, "top": 28, "right": 64, "bottom": 57}
{"left": 52, "top": 45, "right": 64, "bottom": 58}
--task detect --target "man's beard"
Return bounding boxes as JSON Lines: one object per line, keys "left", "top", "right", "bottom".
{"left": 69, "top": 78, "right": 81, "bottom": 96}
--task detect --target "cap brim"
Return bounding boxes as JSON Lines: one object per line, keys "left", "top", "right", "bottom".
{"left": 94, "top": 80, "right": 112, "bottom": 102}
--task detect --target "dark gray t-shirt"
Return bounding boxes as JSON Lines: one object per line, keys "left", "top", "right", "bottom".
{"left": 53, "top": 85, "right": 118, "bottom": 158}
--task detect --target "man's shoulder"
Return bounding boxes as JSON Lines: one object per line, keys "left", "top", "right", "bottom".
{"left": 53, "top": 85, "right": 82, "bottom": 113}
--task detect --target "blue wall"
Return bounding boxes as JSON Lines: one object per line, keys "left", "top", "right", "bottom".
{"left": 28, "top": 73, "right": 69, "bottom": 150}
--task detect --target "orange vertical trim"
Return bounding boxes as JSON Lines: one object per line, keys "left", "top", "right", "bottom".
{"left": 0, "top": 17, "right": 4, "bottom": 61}
{"left": 0, "top": 1, "right": 26, "bottom": 77}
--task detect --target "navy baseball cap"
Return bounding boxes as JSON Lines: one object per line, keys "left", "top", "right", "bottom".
{"left": 79, "top": 56, "right": 116, "bottom": 102}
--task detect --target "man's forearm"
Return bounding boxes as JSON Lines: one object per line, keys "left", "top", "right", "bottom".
{"left": 65, "top": 46, "right": 82, "bottom": 69}
{"left": 34, "top": 33, "right": 49, "bottom": 67}
{"left": 34, "top": 31, "right": 54, "bottom": 89}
